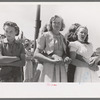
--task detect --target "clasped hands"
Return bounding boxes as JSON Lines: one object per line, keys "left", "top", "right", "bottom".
{"left": 89, "top": 56, "right": 99, "bottom": 71}
{"left": 51, "top": 54, "right": 72, "bottom": 64}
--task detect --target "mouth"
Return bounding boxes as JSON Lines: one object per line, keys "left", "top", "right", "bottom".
{"left": 80, "top": 37, "right": 86, "bottom": 41}
{"left": 81, "top": 36, "right": 85, "bottom": 39}
{"left": 55, "top": 26, "right": 60, "bottom": 30}
{"left": 7, "top": 36, "right": 10, "bottom": 37}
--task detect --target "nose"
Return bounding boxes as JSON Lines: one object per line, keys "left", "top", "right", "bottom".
{"left": 53, "top": 22, "right": 60, "bottom": 25}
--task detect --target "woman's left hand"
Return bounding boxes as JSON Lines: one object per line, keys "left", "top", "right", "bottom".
{"left": 89, "top": 57, "right": 97, "bottom": 67}
{"left": 89, "top": 63, "right": 99, "bottom": 71}
{"left": 26, "top": 56, "right": 32, "bottom": 61}
{"left": 64, "top": 57, "right": 72, "bottom": 64}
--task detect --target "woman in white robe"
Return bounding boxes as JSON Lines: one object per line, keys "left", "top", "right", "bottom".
{"left": 69, "top": 26, "right": 100, "bottom": 82}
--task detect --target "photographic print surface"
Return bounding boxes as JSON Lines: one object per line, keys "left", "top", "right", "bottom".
{"left": 0, "top": 2, "right": 100, "bottom": 98}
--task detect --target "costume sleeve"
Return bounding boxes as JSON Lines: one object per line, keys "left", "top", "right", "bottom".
{"left": 68, "top": 41, "right": 78, "bottom": 52}
{"left": 37, "top": 33, "right": 46, "bottom": 50}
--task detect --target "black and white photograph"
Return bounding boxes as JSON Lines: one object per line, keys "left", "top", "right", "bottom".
{"left": 0, "top": 2, "right": 100, "bottom": 98}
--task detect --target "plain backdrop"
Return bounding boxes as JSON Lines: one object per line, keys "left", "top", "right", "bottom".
{"left": 0, "top": 2, "right": 100, "bottom": 98}
{"left": 0, "top": 2, "right": 100, "bottom": 50}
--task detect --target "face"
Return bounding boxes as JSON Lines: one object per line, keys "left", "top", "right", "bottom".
{"left": 24, "top": 41, "right": 31, "bottom": 50}
{"left": 4, "top": 25, "right": 17, "bottom": 41}
{"left": 52, "top": 17, "right": 62, "bottom": 32}
{"left": 77, "top": 27, "right": 88, "bottom": 43}
{"left": 24, "top": 39, "right": 30, "bottom": 44}
{"left": 46, "top": 24, "right": 50, "bottom": 31}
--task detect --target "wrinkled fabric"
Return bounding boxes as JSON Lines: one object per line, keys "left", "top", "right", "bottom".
{"left": 69, "top": 41, "right": 100, "bottom": 82}
{"left": 37, "top": 31, "right": 68, "bottom": 82}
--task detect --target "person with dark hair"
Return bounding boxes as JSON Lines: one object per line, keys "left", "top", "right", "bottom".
{"left": 23, "top": 39, "right": 35, "bottom": 82}
{"left": 65, "top": 23, "right": 81, "bottom": 82}
{"left": 69, "top": 26, "right": 100, "bottom": 82}
{"left": 89, "top": 47, "right": 100, "bottom": 72}
{"left": 0, "top": 21, "right": 25, "bottom": 82}
{"left": 66, "top": 23, "right": 81, "bottom": 42}
{"left": 34, "top": 15, "right": 71, "bottom": 82}
{"left": 41, "top": 24, "right": 51, "bottom": 34}
{"left": 3, "top": 21, "right": 20, "bottom": 36}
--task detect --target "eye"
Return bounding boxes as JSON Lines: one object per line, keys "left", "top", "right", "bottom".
{"left": 80, "top": 31, "right": 84, "bottom": 34}
{"left": 52, "top": 22, "right": 56, "bottom": 24}
{"left": 5, "top": 30, "right": 8, "bottom": 33}
{"left": 10, "top": 31, "right": 13, "bottom": 33}
{"left": 84, "top": 32, "right": 87, "bottom": 35}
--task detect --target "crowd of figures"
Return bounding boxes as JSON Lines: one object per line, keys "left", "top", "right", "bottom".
{"left": 0, "top": 15, "right": 100, "bottom": 82}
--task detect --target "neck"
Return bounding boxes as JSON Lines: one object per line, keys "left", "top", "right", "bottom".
{"left": 52, "top": 30, "right": 60, "bottom": 35}
{"left": 78, "top": 40, "right": 86, "bottom": 44}
{"left": 7, "top": 38, "right": 15, "bottom": 43}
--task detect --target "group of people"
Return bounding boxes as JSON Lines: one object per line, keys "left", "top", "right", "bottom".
{"left": 34, "top": 15, "right": 100, "bottom": 82}
{"left": 0, "top": 15, "right": 100, "bottom": 82}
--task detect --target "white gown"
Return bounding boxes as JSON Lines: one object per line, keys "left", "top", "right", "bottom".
{"left": 69, "top": 41, "right": 100, "bottom": 82}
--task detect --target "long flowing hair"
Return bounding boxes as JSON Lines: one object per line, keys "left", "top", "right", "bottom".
{"left": 67, "top": 23, "right": 81, "bottom": 42}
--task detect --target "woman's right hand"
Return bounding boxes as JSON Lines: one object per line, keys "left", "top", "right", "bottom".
{"left": 51, "top": 56, "right": 63, "bottom": 64}
{"left": 89, "top": 57, "right": 97, "bottom": 67}
{"left": 26, "top": 56, "right": 32, "bottom": 61}
{"left": 64, "top": 57, "right": 72, "bottom": 64}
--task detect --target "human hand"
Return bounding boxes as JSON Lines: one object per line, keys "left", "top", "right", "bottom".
{"left": 52, "top": 54, "right": 63, "bottom": 61}
{"left": 15, "top": 57, "right": 20, "bottom": 61}
{"left": 31, "top": 57, "right": 35, "bottom": 62}
{"left": 89, "top": 63, "right": 99, "bottom": 71}
{"left": 51, "top": 54, "right": 63, "bottom": 64}
{"left": 26, "top": 56, "right": 32, "bottom": 61}
{"left": 94, "top": 56, "right": 100, "bottom": 65}
{"left": 64, "top": 57, "right": 72, "bottom": 64}
{"left": 52, "top": 59, "right": 63, "bottom": 64}
{"left": 89, "top": 57, "right": 97, "bottom": 67}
